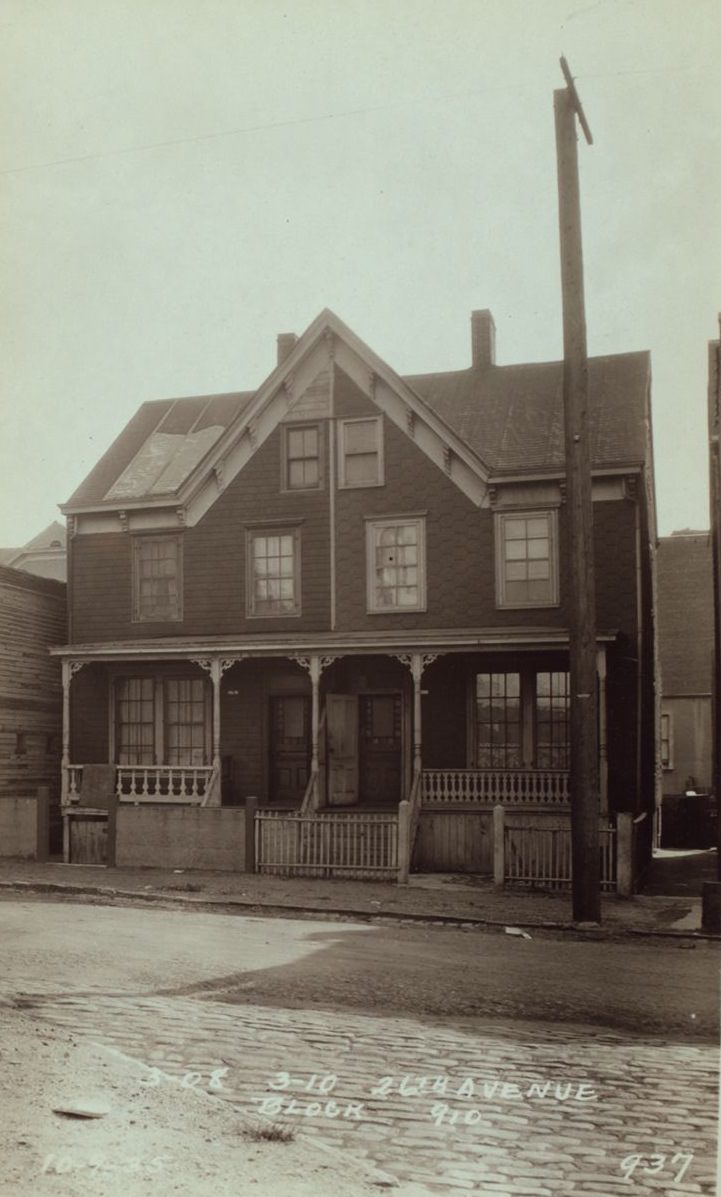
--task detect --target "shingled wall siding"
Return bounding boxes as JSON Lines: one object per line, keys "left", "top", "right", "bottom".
{"left": 333, "top": 369, "right": 639, "bottom": 638}
{"left": 71, "top": 423, "right": 332, "bottom": 642}
{"left": 70, "top": 368, "right": 639, "bottom": 645}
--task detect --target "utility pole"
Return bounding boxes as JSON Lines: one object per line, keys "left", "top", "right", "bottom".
{"left": 554, "top": 57, "right": 600, "bottom": 923}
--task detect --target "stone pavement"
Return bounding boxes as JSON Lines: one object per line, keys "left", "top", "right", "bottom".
{"left": 19, "top": 989, "right": 719, "bottom": 1197}
{"left": 0, "top": 858, "right": 713, "bottom": 938}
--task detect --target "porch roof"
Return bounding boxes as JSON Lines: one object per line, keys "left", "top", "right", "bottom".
{"left": 51, "top": 627, "right": 619, "bottom": 661}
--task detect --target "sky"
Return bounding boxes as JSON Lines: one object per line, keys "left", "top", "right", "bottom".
{"left": 1, "top": 0, "right": 719, "bottom": 545}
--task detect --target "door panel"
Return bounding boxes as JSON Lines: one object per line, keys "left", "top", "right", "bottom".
{"left": 359, "top": 693, "right": 402, "bottom": 804}
{"left": 326, "top": 694, "right": 358, "bottom": 806}
{"left": 270, "top": 695, "right": 310, "bottom": 805}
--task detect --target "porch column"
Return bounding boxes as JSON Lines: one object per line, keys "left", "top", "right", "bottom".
{"left": 395, "top": 653, "right": 439, "bottom": 777}
{"left": 210, "top": 658, "right": 222, "bottom": 781}
{"left": 61, "top": 659, "right": 85, "bottom": 862}
{"left": 289, "top": 655, "right": 337, "bottom": 800}
{"left": 411, "top": 654, "right": 423, "bottom": 776}
{"left": 597, "top": 646, "right": 608, "bottom": 816}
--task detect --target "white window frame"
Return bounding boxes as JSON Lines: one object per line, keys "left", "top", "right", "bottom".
{"left": 245, "top": 526, "right": 302, "bottom": 619}
{"left": 337, "top": 416, "right": 384, "bottom": 489}
{"left": 110, "top": 673, "right": 210, "bottom": 765}
{"left": 281, "top": 422, "right": 323, "bottom": 492}
{"left": 365, "top": 515, "right": 426, "bottom": 613}
{"left": 132, "top": 534, "right": 183, "bottom": 623}
{"left": 495, "top": 509, "right": 559, "bottom": 609}
{"left": 660, "top": 711, "right": 674, "bottom": 770}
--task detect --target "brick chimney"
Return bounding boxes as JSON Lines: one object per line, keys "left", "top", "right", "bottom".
{"left": 471, "top": 310, "right": 496, "bottom": 368}
{"left": 277, "top": 333, "right": 298, "bottom": 365}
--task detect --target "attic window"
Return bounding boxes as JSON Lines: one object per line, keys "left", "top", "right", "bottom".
{"left": 338, "top": 417, "right": 383, "bottom": 488}
{"left": 132, "top": 535, "right": 183, "bottom": 623}
{"left": 283, "top": 424, "right": 322, "bottom": 490}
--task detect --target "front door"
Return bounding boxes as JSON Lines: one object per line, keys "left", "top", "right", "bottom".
{"left": 359, "top": 693, "right": 402, "bottom": 805}
{"left": 269, "top": 695, "right": 310, "bottom": 805}
{"left": 326, "top": 694, "right": 358, "bottom": 806}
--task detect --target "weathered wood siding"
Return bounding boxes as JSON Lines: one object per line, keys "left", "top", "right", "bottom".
{"left": 0, "top": 567, "right": 66, "bottom": 850}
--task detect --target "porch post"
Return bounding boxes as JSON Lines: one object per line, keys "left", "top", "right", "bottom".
{"left": 61, "top": 659, "right": 72, "bottom": 809}
{"left": 309, "top": 655, "right": 321, "bottom": 776}
{"left": 597, "top": 646, "right": 608, "bottom": 816}
{"left": 410, "top": 653, "right": 423, "bottom": 776}
{"left": 209, "top": 657, "right": 223, "bottom": 807}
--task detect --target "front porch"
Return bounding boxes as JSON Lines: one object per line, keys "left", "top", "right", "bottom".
{"left": 56, "top": 632, "right": 618, "bottom": 874}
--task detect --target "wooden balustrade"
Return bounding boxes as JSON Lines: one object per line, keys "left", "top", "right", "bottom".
{"left": 422, "top": 768, "right": 569, "bottom": 806}
{"left": 116, "top": 765, "right": 214, "bottom": 803}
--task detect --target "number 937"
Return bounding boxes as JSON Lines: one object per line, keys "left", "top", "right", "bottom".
{"left": 620, "top": 1153, "right": 693, "bottom": 1184}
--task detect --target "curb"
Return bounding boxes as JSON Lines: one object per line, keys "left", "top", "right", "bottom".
{"left": 1, "top": 878, "right": 717, "bottom": 940}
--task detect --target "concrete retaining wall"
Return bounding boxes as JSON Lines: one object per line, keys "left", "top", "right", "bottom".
{"left": 116, "top": 806, "right": 246, "bottom": 871}
{"left": 0, "top": 795, "right": 46, "bottom": 859}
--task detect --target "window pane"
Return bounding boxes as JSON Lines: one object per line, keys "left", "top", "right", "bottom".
{"left": 250, "top": 530, "right": 298, "bottom": 614}
{"left": 370, "top": 522, "right": 422, "bottom": 609}
{"left": 345, "top": 452, "right": 378, "bottom": 485}
{"left": 475, "top": 673, "right": 521, "bottom": 768}
{"left": 535, "top": 672, "right": 569, "bottom": 768}
{"left": 345, "top": 420, "right": 377, "bottom": 453}
{"left": 135, "top": 538, "right": 181, "bottom": 621}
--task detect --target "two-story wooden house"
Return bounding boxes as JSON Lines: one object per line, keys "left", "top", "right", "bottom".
{"left": 54, "top": 308, "right": 656, "bottom": 878}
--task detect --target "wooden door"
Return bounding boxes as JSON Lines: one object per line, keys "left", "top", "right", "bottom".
{"left": 359, "top": 693, "right": 402, "bottom": 805}
{"left": 69, "top": 813, "right": 108, "bottom": 865}
{"left": 326, "top": 694, "right": 359, "bottom": 806}
{"left": 269, "top": 695, "right": 311, "bottom": 805}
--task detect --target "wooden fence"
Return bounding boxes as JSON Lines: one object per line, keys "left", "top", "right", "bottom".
{"left": 254, "top": 809, "right": 399, "bottom": 879}
{"left": 495, "top": 806, "right": 617, "bottom": 891}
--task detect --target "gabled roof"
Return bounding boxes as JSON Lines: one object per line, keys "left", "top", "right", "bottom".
{"left": 657, "top": 533, "right": 713, "bottom": 694}
{"left": 62, "top": 308, "right": 651, "bottom": 514}
{"left": 408, "top": 351, "right": 650, "bottom": 474}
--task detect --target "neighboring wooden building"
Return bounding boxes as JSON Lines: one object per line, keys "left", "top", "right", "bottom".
{"left": 0, "top": 564, "right": 66, "bottom": 856}
{"left": 54, "top": 308, "right": 657, "bottom": 880}
{"left": 0, "top": 521, "right": 67, "bottom": 582}
{"left": 658, "top": 533, "right": 713, "bottom": 796}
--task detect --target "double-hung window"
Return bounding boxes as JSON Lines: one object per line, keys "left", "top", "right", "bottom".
{"left": 115, "top": 676, "right": 209, "bottom": 766}
{"left": 338, "top": 417, "right": 383, "bottom": 487}
{"left": 366, "top": 517, "right": 426, "bottom": 612}
{"left": 284, "top": 424, "right": 321, "bottom": 490}
{"left": 473, "top": 669, "right": 570, "bottom": 769}
{"left": 247, "top": 528, "right": 300, "bottom": 617}
{"left": 660, "top": 712, "right": 673, "bottom": 769}
{"left": 495, "top": 510, "right": 558, "bottom": 608}
{"left": 132, "top": 535, "right": 182, "bottom": 622}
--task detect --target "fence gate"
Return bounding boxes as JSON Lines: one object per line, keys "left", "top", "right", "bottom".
{"left": 255, "top": 809, "right": 399, "bottom": 879}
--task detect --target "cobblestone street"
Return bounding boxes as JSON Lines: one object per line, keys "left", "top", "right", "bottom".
{"left": 20, "top": 990, "right": 718, "bottom": 1197}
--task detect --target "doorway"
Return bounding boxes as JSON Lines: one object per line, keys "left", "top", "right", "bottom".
{"left": 359, "top": 693, "right": 402, "bottom": 805}
{"left": 269, "top": 695, "right": 311, "bottom": 805}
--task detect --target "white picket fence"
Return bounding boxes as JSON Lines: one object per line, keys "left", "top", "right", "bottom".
{"left": 255, "top": 809, "right": 399, "bottom": 879}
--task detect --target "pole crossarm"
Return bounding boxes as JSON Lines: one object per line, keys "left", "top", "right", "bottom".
{"left": 559, "top": 56, "right": 593, "bottom": 145}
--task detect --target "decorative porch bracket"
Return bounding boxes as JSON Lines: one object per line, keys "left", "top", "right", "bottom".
{"left": 393, "top": 652, "right": 440, "bottom": 776}
{"left": 190, "top": 655, "right": 247, "bottom": 805}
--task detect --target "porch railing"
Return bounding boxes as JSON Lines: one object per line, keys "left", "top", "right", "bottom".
{"left": 422, "top": 768, "right": 569, "bottom": 806}
{"left": 117, "top": 766, "right": 214, "bottom": 803}
{"left": 64, "top": 764, "right": 215, "bottom": 805}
